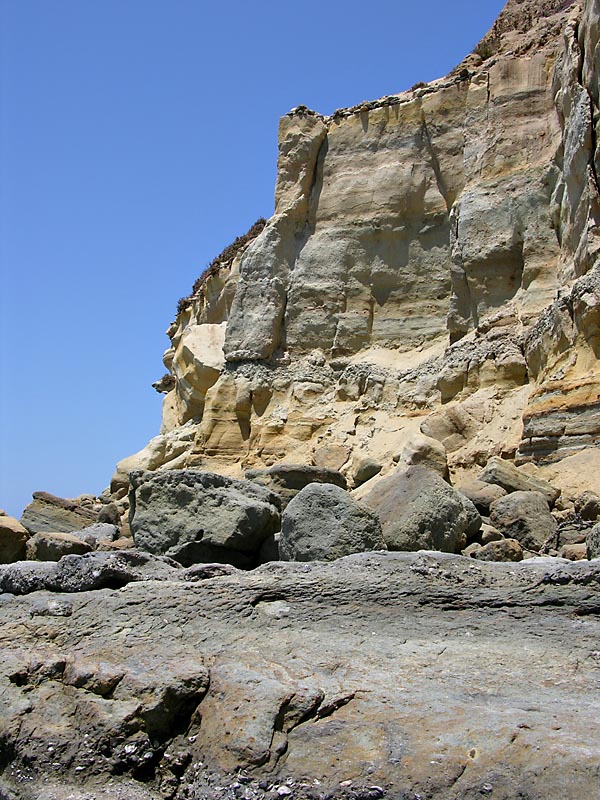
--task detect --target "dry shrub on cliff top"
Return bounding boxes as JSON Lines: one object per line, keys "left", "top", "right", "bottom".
{"left": 177, "top": 217, "right": 267, "bottom": 316}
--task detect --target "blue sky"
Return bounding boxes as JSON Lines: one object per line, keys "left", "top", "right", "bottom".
{"left": 0, "top": 0, "right": 506, "bottom": 517}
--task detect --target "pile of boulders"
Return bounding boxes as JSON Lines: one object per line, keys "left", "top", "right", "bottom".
{"left": 3, "top": 457, "right": 600, "bottom": 570}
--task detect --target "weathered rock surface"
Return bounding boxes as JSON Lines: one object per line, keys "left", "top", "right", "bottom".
{"left": 279, "top": 483, "right": 385, "bottom": 562}
{"left": 362, "top": 465, "right": 480, "bottom": 552}
{"left": 587, "top": 521, "right": 600, "bottom": 558}
{"left": 0, "top": 553, "right": 599, "bottom": 800}
{"left": 489, "top": 490, "right": 557, "bottom": 550}
{"left": 457, "top": 479, "right": 507, "bottom": 515}
{"left": 129, "top": 470, "right": 280, "bottom": 567}
{"left": 20, "top": 492, "right": 98, "bottom": 535}
{"left": 0, "top": 516, "right": 29, "bottom": 563}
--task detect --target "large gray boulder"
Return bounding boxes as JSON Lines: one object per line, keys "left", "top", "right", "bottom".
{"left": 129, "top": 470, "right": 281, "bottom": 567}
{"left": 479, "top": 457, "right": 560, "bottom": 507}
{"left": 280, "top": 483, "right": 385, "bottom": 562}
{"left": 489, "top": 491, "right": 557, "bottom": 551}
{"left": 362, "top": 465, "right": 481, "bottom": 553}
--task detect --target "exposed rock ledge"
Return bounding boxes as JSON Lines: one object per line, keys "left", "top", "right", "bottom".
{"left": 1, "top": 552, "right": 599, "bottom": 799}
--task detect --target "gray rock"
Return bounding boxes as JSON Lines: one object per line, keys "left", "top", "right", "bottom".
{"left": 280, "top": 484, "right": 385, "bottom": 562}
{"left": 246, "top": 463, "right": 347, "bottom": 509}
{"left": 0, "top": 550, "right": 182, "bottom": 595}
{"left": 26, "top": 531, "right": 93, "bottom": 561}
{"left": 362, "top": 465, "right": 481, "bottom": 553}
{"left": 258, "top": 532, "right": 280, "bottom": 563}
{"left": 574, "top": 490, "right": 600, "bottom": 520}
{"left": 479, "top": 457, "right": 560, "bottom": 507}
{"left": 586, "top": 523, "right": 600, "bottom": 559}
{"left": 489, "top": 491, "right": 557, "bottom": 551}
{"left": 71, "top": 523, "right": 119, "bottom": 548}
{"left": 458, "top": 479, "right": 507, "bottom": 515}
{"left": 471, "top": 538, "right": 523, "bottom": 562}
{"left": 351, "top": 458, "right": 382, "bottom": 486}
{"left": 97, "top": 502, "right": 121, "bottom": 526}
{"left": 129, "top": 469, "right": 280, "bottom": 566}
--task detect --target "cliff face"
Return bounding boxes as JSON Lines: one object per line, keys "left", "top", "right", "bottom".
{"left": 114, "top": 0, "right": 600, "bottom": 498}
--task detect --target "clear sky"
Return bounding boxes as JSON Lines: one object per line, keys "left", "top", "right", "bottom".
{"left": 0, "top": 0, "right": 506, "bottom": 518}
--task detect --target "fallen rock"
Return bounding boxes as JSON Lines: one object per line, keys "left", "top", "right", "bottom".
{"left": 489, "top": 491, "right": 557, "bottom": 551}
{"left": 574, "top": 490, "right": 600, "bottom": 521}
{"left": 0, "top": 550, "right": 182, "bottom": 595}
{"left": 479, "top": 523, "right": 504, "bottom": 545}
{"left": 362, "top": 465, "right": 480, "bottom": 553}
{"left": 351, "top": 457, "right": 383, "bottom": 487}
{"left": 559, "top": 543, "right": 588, "bottom": 561}
{"left": 20, "top": 491, "right": 98, "bottom": 534}
{"left": 0, "top": 515, "right": 29, "bottom": 563}
{"left": 394, "top": 434, "right": 449, "bottom": 479}
{"left": 70, "top": 523, "right": 119, "bottom": 548}
{"left": 246, "top": 464, "right": 347, "bottom": 509}
{"left": 479, "top": 457, "right": 560, "bottom": 507}
{"left": 129, "top": 469, "right": 280, "bottom": 567}
{"left": 586, "top": 523, "right": 600, "bottom": 559}
{"left": 97, "top": 502, "right": 122, "bottom": 526}
{"left": 25, "top": 531, "right": 93, "bottom": 561}
{"left": 280, "top": 483, "right": 386, "bottom": 562}
{"left": 458, "top": 479, "right": 507, "bottom": 515}
{"left": 471, "top": 538, "right": 523, "bottom": 562}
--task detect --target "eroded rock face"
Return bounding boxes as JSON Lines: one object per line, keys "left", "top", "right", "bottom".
{"left": 111, "top": 0, "right": 600, "bottom": 498}
{"left": 1, "top": 553, "right": 599, "bottom": 799}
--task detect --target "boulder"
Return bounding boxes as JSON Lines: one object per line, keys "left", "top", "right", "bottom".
{"left": 362, "top": 465, "right": 481, "bottom": 553}
{"left": 574, "top": 490, "right": 600, "bottom": 521}
{"left": 20, "top": 491, "right": 98, "bottom": 534}
{"left": 0, "top": 516, "right": 29, "bottom": 563}
{"left": 458, "top": 479, "right": 507, "bottom": 515}
{"left": 560, "top": 543, "right": 588, "bottom": 561}
{"left": 351, "top": 457, "right": 383, "bottom": 487}
{"left": 479, "top": 457, "right": 560, "bottom": 507}
{"left": 129, "top": 470, "right": 280, "bottom": 567}
{"left": 98, "top": 502, "right": 122, "bottom": 526}
{"left": 245, "top": 464, "right": 347, "bottom": 509}
{"left": 70, "top": 523, "right": 119, "bottom": 548}
{"left": 25, "top": 531, "right": 93, "bottom": 561}
{"left": 471, "top": 539, "right": 523, "bottom": 562}
{"left": 280, "top": 484, "right": 385, "bottom": 562}
{"left": 489, "top": 491, "right": 557, "bottom": 551}
{"left": 394, "top": 434, "right": 449, "bottom": 479}
{"left": 586, "top": 523, "right": 600, "bottom": 559}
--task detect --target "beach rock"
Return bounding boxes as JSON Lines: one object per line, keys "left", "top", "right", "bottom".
{"left": 20, "top": 491, "right": 98, "bottom": 534}
{"left": 586, "top": 523, "right": 600, "bottom": 559}
{"left": 458, "top": 479, "right": 507, "bottom": 515}
{"left": 479, "top": 457, "right": 560, "bottom": 506}
{"left": 129, "top": 469, "right": 280, "bottom": 566}
{"left": 25, "top": 531, "right": 93, "bottom": 561}
{"left": 574, "top": 490, "right": 600, "bottom": 521}
{"left": 362, "top": 465, "right": 481, "bottom": 553}
{"left": 394, "top": 434, "right": 449, "bottom": 479}
{"left": 0, "top": 515, "right": 29, "bottom": 563}
{"left": 70, "top": 523, "right": 119, "bottom": 548}
{"left": 489, "top": 491, "right": 557, "bottom": 551}
{"left": 471, "top": 538, "right": 524, "bottom": 562}
{"left": 246, "top": 464, "right": 347, "bottom": 509}
{"left": 280, "top": 483, "right": 385, "bottom": 562}
{"left": 559, "top": 543, "right": 588, "bottom": 561}
{"left": 351, "top": 457, "right": 383, "bottom": 487}
{"left": 97, "top": 502, "right": 122, "bottom": 526}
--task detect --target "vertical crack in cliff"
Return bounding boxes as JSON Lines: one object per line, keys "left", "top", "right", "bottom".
{"left": 420, "top": 109, "right": 452, "bottom": 214}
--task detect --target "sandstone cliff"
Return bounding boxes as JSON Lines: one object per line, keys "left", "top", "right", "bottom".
{"left": 111, "top": 0, "right": 600, "bottom": 505}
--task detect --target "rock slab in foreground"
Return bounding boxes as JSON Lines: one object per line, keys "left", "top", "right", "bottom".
{"left": 279, "top": 483, "right": 386, "bottom": 561}
{"left": 129, "top": 469, "right": 281, "bottom": 567}
{"left": 0, "top": 553, "right": 599, "bottom": 800}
